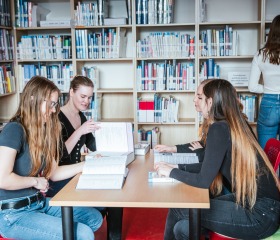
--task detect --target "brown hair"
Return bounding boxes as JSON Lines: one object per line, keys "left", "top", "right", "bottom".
{"left": 260, "top": 14, "right": 280, "bottom": 65}
{"left": 10, "top": 76, "right": 61, "bottom": 178}
{"left": 202, "top": 79, "right": 280, "bottom": 208}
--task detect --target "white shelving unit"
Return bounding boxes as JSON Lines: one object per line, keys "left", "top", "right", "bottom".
{"left": 0, "top": 0, "right": 279, "bottom": 145}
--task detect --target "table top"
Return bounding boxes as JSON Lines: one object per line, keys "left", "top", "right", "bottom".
{"left": 50, "top": 152, "right": 210, "bottom": 209}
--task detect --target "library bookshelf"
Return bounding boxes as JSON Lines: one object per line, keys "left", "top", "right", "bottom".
{"left": 0, "top": 0, "right": 279, "bottom": 146}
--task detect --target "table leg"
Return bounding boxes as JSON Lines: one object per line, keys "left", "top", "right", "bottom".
{"left": 62, "top": 206, "right": 74, "bottom": 240}
{"left": 107, "top": 207, "right": 123, "bottom": 240}
{"left": 189, "top": 209, "right": 201, "bottom": 240}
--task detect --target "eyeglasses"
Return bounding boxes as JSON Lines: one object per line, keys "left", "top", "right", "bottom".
{"left": 45, "top": 100, "right": 59, "bottom": 109}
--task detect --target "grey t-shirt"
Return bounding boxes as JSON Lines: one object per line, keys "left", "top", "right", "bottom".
{"left": 0, "top": 122, "right": 37, "bottom": 200}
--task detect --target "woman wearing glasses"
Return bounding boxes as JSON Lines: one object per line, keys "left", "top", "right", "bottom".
{"left": 0, "top": 76, "right": 103, "bottom": 239}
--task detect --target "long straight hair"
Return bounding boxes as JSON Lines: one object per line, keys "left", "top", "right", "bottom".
{"left": 202, "top": 79, "right": 280, "bottom": 208}
{"left": 260, "top": 14, "right": 280, "bottom": 64}
{"left": 10, "top": 76, "right": 62, "bottom": 178}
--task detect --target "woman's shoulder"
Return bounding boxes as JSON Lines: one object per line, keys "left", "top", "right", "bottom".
{"left": 2, "top": 121, "right": 24, "bottom": 133}
{"left": 209, "top": 121, "right": 230, "bottom": 134}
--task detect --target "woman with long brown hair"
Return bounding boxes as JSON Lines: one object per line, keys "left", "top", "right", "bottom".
{"left": 155, "top": 79, "right": 280, "bottom": 239}
{"left": 0, "top": 76, "right": 102, "bottom": 239}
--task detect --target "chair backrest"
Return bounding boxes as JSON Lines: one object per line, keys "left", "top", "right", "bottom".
{"left": 264, "top": 138, "right": 280, "bottom": 172}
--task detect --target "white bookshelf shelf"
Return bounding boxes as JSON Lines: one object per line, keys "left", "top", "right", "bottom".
{"left": 0, "top": 0, "right": 279, "bottom": 146}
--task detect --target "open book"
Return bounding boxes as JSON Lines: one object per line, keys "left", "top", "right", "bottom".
{"left": 150, "top": 151, "right": 199, "bottom": 183}
{"left": 90, "top": 122, "right": 135, "bottom": 166}
{"left": 153, "top": 151, "right": 199, "bottom": 164}
{"left": 76, "top": 155, "right": 128, "bottom": 189}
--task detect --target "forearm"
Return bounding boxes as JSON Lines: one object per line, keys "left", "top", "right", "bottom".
{"left": 0, "top": 173, "right": 37, "bottom": 190}
{"left": 50, "top": 161, "right": 84, "bottom": 181}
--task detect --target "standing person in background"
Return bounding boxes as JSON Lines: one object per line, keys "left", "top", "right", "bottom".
{"left": 0, "top": 76, "right": 103, "bottom": 240}
{"left": 155, "top": 79, "right": 280, "bottom": 240}
{"left": 249, "top": 14, "right": 280, "bottom": 148}
{"left": 48, "top": 75, "right": 123, "bottom": 240}
{"left": 154, "top": 79, "right": 212, "bottom": 162}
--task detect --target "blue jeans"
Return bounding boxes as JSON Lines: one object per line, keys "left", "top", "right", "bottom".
{"left": 164, "top": 194, "right": 280, "bottom": 240}
{"left": 0, "top": 194, "right": 103, "bottom": 240}
{"left": 257, "top": 94, "right": 280, "bottom": 148}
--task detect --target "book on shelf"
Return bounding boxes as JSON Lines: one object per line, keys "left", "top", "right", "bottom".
{"left": 89, "top": 122, "right": 135, "bottom": 166}
{"left": 137, "top": 127, "right": 160, "bottom": 149}
{"left": 153, "top": 151, "right": 199, "bottom": 164}
{"left": 76, "top": 155, "right": 129, "bottom": 189}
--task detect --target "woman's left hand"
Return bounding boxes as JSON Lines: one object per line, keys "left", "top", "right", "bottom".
{"left": 154, "top": 162, "right": 177, "bottom": 177}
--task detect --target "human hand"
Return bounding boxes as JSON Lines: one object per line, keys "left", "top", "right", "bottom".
{"left": 33, "top": 177, "right": 49, "bottom": 193}
{"left": 78, "top": 119, "right": 100, "bottom": 135}
{"left": 154, "top": 144, "right": 176, "bottom": 153}
{"left": 189, "top": 141, "right": 203, "bottom": 151}
{"left": 154, "top": 162, "right": 177, "bottom": 177}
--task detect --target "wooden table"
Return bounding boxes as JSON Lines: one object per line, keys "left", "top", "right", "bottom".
{"left": 50, "top": 152, "right": 210, "bottom": 240}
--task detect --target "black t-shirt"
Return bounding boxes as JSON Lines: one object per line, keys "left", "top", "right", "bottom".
{"left": 170, "top": 121, "right": 280, "bottom": 202}
{"left": 0, "top": 122, "right": 37, "bottom": 200}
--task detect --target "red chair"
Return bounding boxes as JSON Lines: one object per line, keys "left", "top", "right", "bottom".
{"left": 264, "top": 138, "right": 280, "bottom": 172}
{"left": 209, "top": 232, "right": 237, "bottom": 240}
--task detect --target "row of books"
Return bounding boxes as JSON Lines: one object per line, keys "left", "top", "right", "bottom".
{"left": 74, "top": 1, "right": 108, "bottom": 27}
{"left": 239, "top": 94, "right": 258, "bottom": 123}
{"left": 200, "top": 26, "right": 239, "bottom": 57}
{"left": 0, "top": 65, "right": 15, "bottom": 95}
{"left": 81, "top": 66, "right": 99, "bottom": 90}
{"left": 136, "top": 0, "right": 174, "bottom": 25}
{"left": 14, "top": 1, "right": 51, "bottom": 28}
{"left": 136, "top": 60, "right": 195, "bottom": 91}
{"left": 75, "top": 28, "right": 127, "bottom": 59}
{"left": 137, "top": 94, "right": 179, "bottom": 123}
{"left": 17, "top": 35, "right": 71, "bottom": 60}
{"left": 17, "top": 63, "right": 73, "bottom": 92}
{"left": 138, "top": 127, "right": 160, "bottom": 149}
{"left": 0, "top": 29, "right": 14, "bottom": 61}
{"left": 199, "top": 59, "right": 220, "bottom": 80}
{"left": 0, "top": 0, "right": 11, "bottom": 27}
{"left": 136, "top": 32, "right": 195, "bottom": 58}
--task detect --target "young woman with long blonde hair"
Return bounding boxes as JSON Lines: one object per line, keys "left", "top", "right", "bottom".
{"left": 0, "top": 76, "right": 102, "bottom": 240}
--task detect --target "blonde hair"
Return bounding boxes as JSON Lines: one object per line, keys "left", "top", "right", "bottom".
{"left": 202, "top": 79, "right": 280, "bottom": 208}
{"left": 11, "top": 76, "right": 62, "bottom": 178}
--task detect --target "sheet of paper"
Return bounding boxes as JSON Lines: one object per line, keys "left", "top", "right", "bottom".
{"left": 94, "top": 122, "right": 133, "bottom": 152}
{"left": 76, "top": 174, "right": 124, "bottom": 189}
{"left": 83, "top": 156, "right": 126, "bottom": 175}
